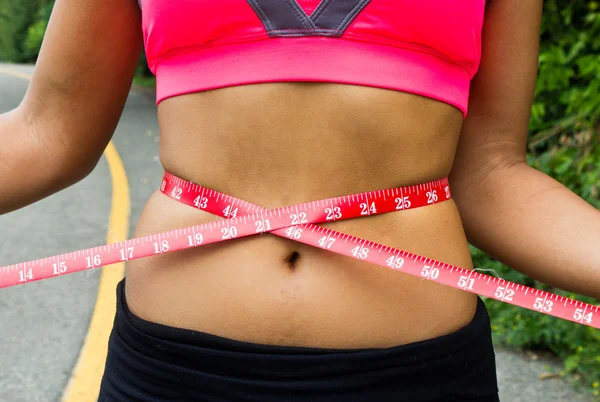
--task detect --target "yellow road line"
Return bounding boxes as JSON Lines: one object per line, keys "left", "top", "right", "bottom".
{"left": 0, "top": 67, "right": 131, "bottom": 402}
{"left": 61, "top": 141, "right": 129, "bottom": 402}
{"left": 0, "top": 66, "right": 35, "bottom": 81}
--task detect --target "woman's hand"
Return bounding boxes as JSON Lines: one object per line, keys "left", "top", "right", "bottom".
{"left": 450, "top": 0, "right": 600, "bottom": 299}
{"left": 0, "top": 0, "right": 142, "bottom": 214}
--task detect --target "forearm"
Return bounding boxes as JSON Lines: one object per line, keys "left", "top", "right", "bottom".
{"left": 0, "top": 108, "right": 88, "bottom": 214}
{"left": 453, "top": 161, "right": 600, "bottom": 299}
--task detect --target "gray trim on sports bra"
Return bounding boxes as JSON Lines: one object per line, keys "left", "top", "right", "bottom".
{"left": 246, "top": 0, "right": 371, "bottom": 37}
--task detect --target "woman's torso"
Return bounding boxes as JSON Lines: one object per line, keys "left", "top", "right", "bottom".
{"left": 124, "top": 83, "right": 478, "bottom": 349}
{"left": 124, "top": 0, "right": 485, "bottom": 349}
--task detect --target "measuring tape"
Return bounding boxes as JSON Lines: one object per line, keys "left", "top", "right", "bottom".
{"left": 1, "top": 172, "right": 598, "bottom": 329}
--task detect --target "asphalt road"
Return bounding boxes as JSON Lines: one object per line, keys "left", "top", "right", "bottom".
{"left": 0, "top": 64, "right": 593, "bottom": 402}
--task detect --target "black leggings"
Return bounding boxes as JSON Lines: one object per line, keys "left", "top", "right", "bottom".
{"left": 99, "top": 279, "right": 499, "bottom": 401}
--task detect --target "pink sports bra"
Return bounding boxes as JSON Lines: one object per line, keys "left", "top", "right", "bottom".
{"left": 140, "top": 0, "right": 485, "bottom": 117}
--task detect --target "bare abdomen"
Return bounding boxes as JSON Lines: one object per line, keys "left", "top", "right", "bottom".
{"left": 124, "top": 83, "right": 478, "bottom": 348}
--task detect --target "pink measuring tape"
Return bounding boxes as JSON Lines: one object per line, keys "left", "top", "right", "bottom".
{"left": 1, "top": 172, "right": 598, "bottom": 329}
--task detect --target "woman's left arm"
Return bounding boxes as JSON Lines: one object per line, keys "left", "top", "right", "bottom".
{"left": 450, "top": 0, "right": 600, "bottom": 299}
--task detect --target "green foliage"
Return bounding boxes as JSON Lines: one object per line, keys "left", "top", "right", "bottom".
{"left": 481, "top": 275, "right": 600, "bottom": 398}
{"left": 0, "top": 0, "right": 152, "bottom": 81}
{"left": 135, "top": 51, "right": 154, "bottom": 86}
{"left": 530, "top": 0, "right": 600, "bottom": 137}
{"left": 0, "top": 0, "right": 42, "bottom": 62}
{"left": 22, "top": 1, "right": 53, "bottom": 61}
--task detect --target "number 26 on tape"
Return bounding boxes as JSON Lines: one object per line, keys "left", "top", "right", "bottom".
{"left": 426, "top": 190, "right": 438, "bottom": 204}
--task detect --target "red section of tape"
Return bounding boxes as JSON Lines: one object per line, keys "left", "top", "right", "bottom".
{"left": 1, "top": 172, "right": 598, "bottom": 329}
{"left": 160, "top": 172, "right": 599, "bottom": 329}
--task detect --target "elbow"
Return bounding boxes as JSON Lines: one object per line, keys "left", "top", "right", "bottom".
{"left": 53, "top": 147, "right": 103, "bottom": 188}
{"left": 0, "top": 107, "right": 105, "bottom": 214}
{"left": 48, "top": 126, "right": 114, "bottom": 188}
{"left": 450, "top": 154, "right": 526, "bottom": 205}
{"left": 59, "top": 163, "right": 97, "bottom": 189}
{"left": 33, "top": 132, "right": 105, "bottom": 194}
{"left": 449, "top": 157, "right": 527, "bottom": 242}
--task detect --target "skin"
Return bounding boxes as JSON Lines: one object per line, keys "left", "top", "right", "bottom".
{"left": 1, "top": 0, "right": 599, "bottom": 349}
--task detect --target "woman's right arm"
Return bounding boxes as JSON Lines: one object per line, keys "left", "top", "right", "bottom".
{"left": 0, "top": 0, "right": 142, "bottom": 214}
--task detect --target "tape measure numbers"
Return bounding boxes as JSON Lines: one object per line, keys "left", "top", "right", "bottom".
{"left": 1, "top": 172, "right": 598, "bottom": 329}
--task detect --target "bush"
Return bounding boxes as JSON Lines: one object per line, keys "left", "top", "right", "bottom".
{"left": 134, "top": 50, "right": 154, "bottom": 88}
{"left": 530, "top": 0, "right": 600, "bottom": 137}
{"left": 22, "top": 1, "right": 53, "bottom": 61}
{"left": 0, "top": 0, "right": 42, "bottom": 62}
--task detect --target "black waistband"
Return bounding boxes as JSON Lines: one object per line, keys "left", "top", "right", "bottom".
{"left": 116, "top": 278, "right": 497, "bottom": 376}
{"left": 120, "top": 278, "right": 486, "bottom": 356}
{"left": 99, "top": 278, "right": 499, "bottom": 401}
